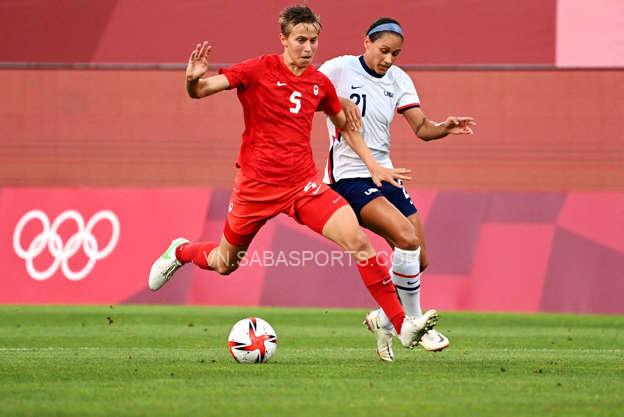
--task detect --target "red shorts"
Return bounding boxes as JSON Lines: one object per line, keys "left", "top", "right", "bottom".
{"left": 223, "top": 172, "right": 349, "bottom": 247}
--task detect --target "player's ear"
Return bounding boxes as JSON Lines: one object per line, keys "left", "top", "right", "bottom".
{"left": 280, "top": 33, "right": 288, "bottom": 48}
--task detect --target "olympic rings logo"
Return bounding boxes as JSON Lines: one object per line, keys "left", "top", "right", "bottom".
{"left": 13, "top": 210, "right": 120, "bottom": 281}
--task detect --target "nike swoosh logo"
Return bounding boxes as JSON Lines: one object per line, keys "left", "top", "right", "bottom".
{"left": 351, "top": 85, "right": 362, "bottom": 89}
{"left": 382, "top": 278, "right": 392, "bottom": 285}
{"left": 332, "top": 196, "right": 342, "bottom": 204}
{"left": 406, "top": 280, "right": 418, "bottom": 285}
{"left": 277, "top": 81, "right": 287, "bottom": 87}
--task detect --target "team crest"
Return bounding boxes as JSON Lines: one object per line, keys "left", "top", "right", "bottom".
{"left": 313, "top": 85, "right": 319, "bottom": 96}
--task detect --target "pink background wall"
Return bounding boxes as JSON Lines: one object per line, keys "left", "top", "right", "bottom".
{"left": 556, "top": 0, "right": 624, "bottom": 67}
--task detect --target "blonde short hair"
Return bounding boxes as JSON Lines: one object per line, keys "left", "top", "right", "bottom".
{"left": 279, "top": 5, "right": 321, "bottom": 36}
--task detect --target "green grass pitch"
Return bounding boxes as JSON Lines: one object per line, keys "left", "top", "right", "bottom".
{"left": 0, "top": 305, "right": 622, "bottom": 417}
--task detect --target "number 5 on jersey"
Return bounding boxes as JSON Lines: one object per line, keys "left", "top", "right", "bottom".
{"left": 290, "top": 91, "right": 302, "bottom": 114}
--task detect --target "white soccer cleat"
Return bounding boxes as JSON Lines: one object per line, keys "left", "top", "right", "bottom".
{"left": 419, "top": 329, "right": 450, "bottom": 352}
{"left": 363, "top": 309, "right": 395, "bottom": 362}
{"left": 398, "top": 309, "right": 439, "bottom": 349}
{"left": 148, "top": 238, "right": 189, "bottom": 291}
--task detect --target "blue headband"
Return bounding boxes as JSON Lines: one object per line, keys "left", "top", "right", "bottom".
{"left": 367, "top": 22, "right": 403, "bottom": 38}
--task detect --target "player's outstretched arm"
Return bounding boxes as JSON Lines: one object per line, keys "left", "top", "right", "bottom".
{"left": 330, "top": 111, "right": 411, "bottom": 188}
{"left": 185, "top": 41, "right": 230, "bottom": 98}
{"left": 403, "top": 107, "right": 476, "bottom": 141}
{"left": 339, "top": 97, "right": 362, "bottom": 132}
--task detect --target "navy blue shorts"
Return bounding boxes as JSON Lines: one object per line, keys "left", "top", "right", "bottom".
{"left": 329, "top": 177, "right": 417, "bottom": 220}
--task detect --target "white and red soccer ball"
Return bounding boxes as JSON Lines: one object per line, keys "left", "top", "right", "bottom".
{"left": 227, "top": 317, "right": 278, "bottom": 364}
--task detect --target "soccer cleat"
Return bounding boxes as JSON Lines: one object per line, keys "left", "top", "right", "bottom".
{"left": 148, "top": 238, "right": 189, "bottom": 291}
{"left": 398, "top": 309, "right": 439, "bottom": 349}
{"left": 363, "top": 309, "right": 395, "bottom": 362}
{"left": 419, "top": 329, "right": 450, "bottom": 352}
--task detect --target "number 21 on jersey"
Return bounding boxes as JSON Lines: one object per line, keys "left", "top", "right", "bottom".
{"left": 349, "top": 93, "right": 367, "bottom": 117}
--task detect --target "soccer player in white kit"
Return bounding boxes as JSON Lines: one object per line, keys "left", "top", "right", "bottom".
{"left": 319, "top": 18, "right": 476, "bottom": 362}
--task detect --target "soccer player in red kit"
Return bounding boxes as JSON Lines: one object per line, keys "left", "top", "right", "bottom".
{"left": 148, "top": 5, "right": 438, "bottom": 351}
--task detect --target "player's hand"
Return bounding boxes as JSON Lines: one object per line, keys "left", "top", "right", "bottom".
{"left": 370, "top": 166, "right": 411, "bottom": 188}
{"left": 340, "top": 98, "right": 362, "bottom": 131}
{"left": 440, "top": 116, "right": 476, "bottom": 135}
{"left": 186, "top": 41, "right": 212, "bottom": 81}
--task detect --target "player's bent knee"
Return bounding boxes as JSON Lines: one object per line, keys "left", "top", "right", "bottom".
{"left": 393, "top": 228, "right": 420, "bottom": 250}
{"left": 341, "top": 230, "right": 371, "bottom": 254}
{"left": 214, "top": 262, "right": 238, "bottom": 276}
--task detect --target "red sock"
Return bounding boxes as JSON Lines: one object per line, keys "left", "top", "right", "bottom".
{"left": 175, "top": 242, "right": 217, "bottom": 270}
{"left": 357, "top": 255, "right": 405, "bottom": 334}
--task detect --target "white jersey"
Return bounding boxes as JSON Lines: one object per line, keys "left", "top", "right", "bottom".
{"left": 318, "top": 55, "right": 421, "bottom": 183}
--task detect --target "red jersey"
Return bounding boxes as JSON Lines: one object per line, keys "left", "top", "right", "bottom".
{"left": 219, "top": 54, "right": 342, "bottom": 185}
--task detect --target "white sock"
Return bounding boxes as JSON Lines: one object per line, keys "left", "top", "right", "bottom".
{"left": 378, "top": 248, "right": 422, "bottom": 330}
{"left": 376, "top": 247, "right": 423, "bottom": 332}
{"left": 392, "top": 247, "right": 422, "bottom": 317}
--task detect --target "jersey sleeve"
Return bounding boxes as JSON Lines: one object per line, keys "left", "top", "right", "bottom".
{"left": 395, "top": 69, "right": 421, "bottom": 114}
{"left": 218, "top": 56, "right": 262, "bottom": 89}
{"left": 317, "top": 76, "right": 342, "bottom": 116}
{"left": 318, "top": 56, "right": 344, "bottom": 83}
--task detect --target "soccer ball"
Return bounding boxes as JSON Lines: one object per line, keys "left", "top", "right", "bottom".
{"left": 227, "top": 317, "right": 278, "bottom": 364}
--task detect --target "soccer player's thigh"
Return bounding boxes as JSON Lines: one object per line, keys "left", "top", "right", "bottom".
{"left": 344, "top": 180, "right": 417, "bottom": 250}
{"left": 381, "top": 182, "right": 429, "bottom": 269}
{"left": 219, "top": 195, "right": 271, "bottom": 273}
{"left": 359, "top": 197, "right": 418, "bottom": 249}
{"left": 294, "top": 189, "right": 374, "bottom": 260}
